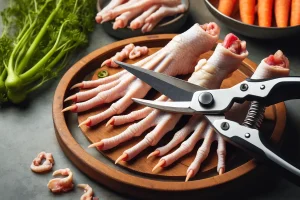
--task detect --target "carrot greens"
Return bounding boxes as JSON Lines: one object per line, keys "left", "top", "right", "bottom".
{"left": 0, "top": 0, "right": 96, "bottom": 103}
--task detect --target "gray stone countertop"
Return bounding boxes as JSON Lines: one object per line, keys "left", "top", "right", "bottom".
{"left": 1, "top": 0, "right": 300, "bottom": 199}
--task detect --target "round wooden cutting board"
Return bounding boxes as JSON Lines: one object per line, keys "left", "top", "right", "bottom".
{"left": 53, "top": 34, "right": 286, "bottom": 199}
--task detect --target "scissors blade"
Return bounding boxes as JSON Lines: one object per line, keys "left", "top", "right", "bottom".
{"left": 132, "top": 98, "right": 195, "bottom": 114}
{"left": 115, "top": 61, "right": 207, "bottom": 101}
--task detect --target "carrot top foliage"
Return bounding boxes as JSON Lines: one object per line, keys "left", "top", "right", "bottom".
{"left": 0, "top": 0, "right": 96, "bottom": 103}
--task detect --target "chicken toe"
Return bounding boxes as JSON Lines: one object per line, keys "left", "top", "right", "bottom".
{"left": 142, "top": 4, "right": 187, "bottom": 33}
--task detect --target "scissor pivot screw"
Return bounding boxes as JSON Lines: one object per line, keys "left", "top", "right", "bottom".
{"left": 198, "top": 92, "right": 214, "bottom": 107}
{"left": 240, "top": 83, "right": 248, "bottom": 91}
{"left": 221, "top": 122, "right": 230, "bottom": 130}
{"left": 260, "top": 85, "right": 265, "bottom": 90}
{"left": 245, "top": 133, "right": 251, "bottom": 138}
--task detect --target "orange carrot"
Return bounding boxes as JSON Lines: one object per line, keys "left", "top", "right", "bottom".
{"left": 275, "top": 0, "right": 291, "bottom": 27}
{"left": 218, "top": 0, "right": 237, "bottom": 16}
{"left": 291, "top": 0, "right": 300, "bottom": 26}
{"left": 239, "top": 0, "right": 256, "bottom": 25}
{"left": 258, "top": 0, "right": 274, "bottom": 27}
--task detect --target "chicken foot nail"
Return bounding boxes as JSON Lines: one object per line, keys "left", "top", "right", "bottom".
{"left": 185, "top": 127, "right": 224, "bottom": 182}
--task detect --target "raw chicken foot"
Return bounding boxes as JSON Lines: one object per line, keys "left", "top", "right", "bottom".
{"left": 47, "top": 168, "right": 74, "bottom": 193}
{"left": 89, "top": 33, "right": 248, "bottom": 178}
{"left": 63, "top": 23, "right": 220, "bottom": 128}
{"left": 30, "top": 152, "right": 54, "bottom": 173}
{"left": 96, "top": 0, "right": 187, "bottom": 32}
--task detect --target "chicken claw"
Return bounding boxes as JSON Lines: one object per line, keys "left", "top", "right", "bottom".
{"left": 91, "top": 33, "right": 247, "bottom": 170}
{"left": 142, "top": 4, "right": 187, "bottom": 33}
{"left": 30, "top": 152, "right": 54, "bottom": 173}
{"left": 47, "top": 168, "right": 74, "bottom": 193}
{"left": 152, "top": 116, "right": 209, "bottom": 172}
{"left": 64, "top": 23, "right": 220, "bottom": 127}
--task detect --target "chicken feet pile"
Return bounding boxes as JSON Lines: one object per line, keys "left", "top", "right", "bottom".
{"left": 96, "top": 0, "right": 188, "bottom": 33}
{"left": 89, "top": 33, "right": 248, "bottom": 181}
{"left": 64, "top": 23, "right": 220, "bottom": 128}
{"left": 64, "top": 21, "right": 290, "bottom": 181}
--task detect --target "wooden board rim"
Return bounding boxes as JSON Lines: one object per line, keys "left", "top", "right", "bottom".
{"left": 52, "top": 34, "right": 286, "bottom": 197}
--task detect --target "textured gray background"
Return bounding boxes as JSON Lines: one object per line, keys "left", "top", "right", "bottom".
{"left": 1, "top": 0, "right": 300, "bottom": 199}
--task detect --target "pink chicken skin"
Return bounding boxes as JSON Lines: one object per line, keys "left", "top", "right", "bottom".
{"left": 47, "top": 168, "right": 74, "bottom": 193}
{"left": 88, "top": 33, "right": 249, "bottom": 179}
{"left": 30, "top": 152, "right": 54, "bottom": 173}
{"left": 63, "top": 23, "right": 220, "bottom": 128}
{"left": 95, "top": 0, "right": 187, "bottom": 32}
{"left": 78, "top": 184, "right": 99, "bottom": 200}
{"left": 129, "top": 46, "right": 149, "bottom": 59}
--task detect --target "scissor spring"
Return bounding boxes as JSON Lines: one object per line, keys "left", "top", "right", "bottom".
{"left": 242, "top": 101, "right": 266, "bottom": 129}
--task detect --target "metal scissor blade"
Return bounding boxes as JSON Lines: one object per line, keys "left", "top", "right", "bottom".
{"left": 115, "top": 61, "right": 207, "bottom": 101}
{"left": 132, "top": 98, "right": 195, "bottom": 114}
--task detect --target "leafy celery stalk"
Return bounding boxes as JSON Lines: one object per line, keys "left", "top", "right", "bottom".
{"left": 0, "top": 0, "right": 96, "bottom": 103}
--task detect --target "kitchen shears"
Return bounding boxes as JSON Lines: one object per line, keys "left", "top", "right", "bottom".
{"left": 115, "top": 60, "right": 300, "bottom": 185}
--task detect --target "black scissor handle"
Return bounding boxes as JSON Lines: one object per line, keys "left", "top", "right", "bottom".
{"left": 243, "top": 77, "right": 300, "bottom": 106}
{"left": 213, "top": 119, "right": 300, "bottom": 186}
